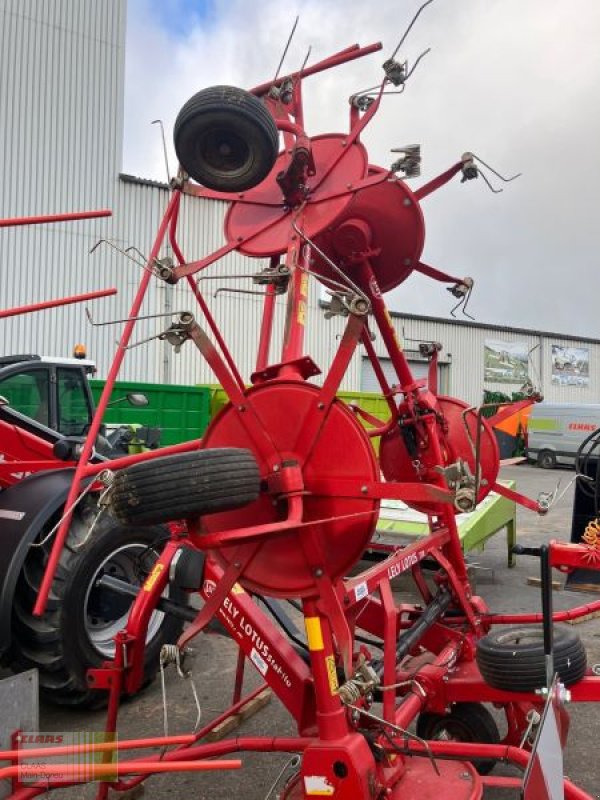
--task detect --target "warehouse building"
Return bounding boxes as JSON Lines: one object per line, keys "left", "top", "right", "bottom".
{"left": 1, "top": 0, "right": 599, "bottom": 409}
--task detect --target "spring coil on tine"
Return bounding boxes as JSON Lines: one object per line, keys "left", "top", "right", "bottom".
{"left": 159, "top": 644, "right": 202, "bottom": 743}
{"left": 97, "top": 468, "right": 116, "bottom": 490}
{"left": 337, "top": 676, "right": 370, "bottom": 705}
{"left": 73, "top": 470, "right": 116, "bottom": 551}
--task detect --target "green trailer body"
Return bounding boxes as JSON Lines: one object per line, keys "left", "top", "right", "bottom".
{"left": 90, "top": 380, "right": 211, "bottom": 446}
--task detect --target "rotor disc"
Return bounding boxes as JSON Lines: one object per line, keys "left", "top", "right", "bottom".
{"left": 225, "top": 134, "right": 368, "bottom": 258}
{"left": 311, "top": 169, "right": 426, "bottom": 293}
{"left": 380, "top": 396, "right": 499, "bottom": 515}
{"left": 196, "top": 381, "right": 379, "bottom": 597}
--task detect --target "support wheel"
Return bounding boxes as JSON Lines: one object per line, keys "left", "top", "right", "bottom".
{"left": 416, "top": 702, "right": 500, "bottom": 775}
{"left": 109, "top": 449, "right": 261, "bottom": 527}
{"left": 476, "top": 625, "right": 586, "bottom": 692}
{"left": 174, "top": 85, "right": 279, "bottom": 192}
{"left": 537, "top": 449, "right": 556, "bottom": 469}
{"left": 10, "top": 500, "right": 184, "bottom": 707}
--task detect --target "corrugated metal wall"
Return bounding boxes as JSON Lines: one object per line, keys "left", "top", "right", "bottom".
{"left": 384, "top": 316, "right": 600, "bottom": 407}
{"left": 1, "top": 0, "right": 598, "bottom": 408}
{"left": 0, "top": 0, "right": 127, "bottom": 372}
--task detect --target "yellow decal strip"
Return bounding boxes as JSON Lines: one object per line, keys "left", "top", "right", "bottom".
{"left": 326, "top": 655, "right": 339, "bottom": 695}
{"left": 305, "top": 617, "right": 324, "bottom": 651}
{"left": 143, "top": 563, "right": 164, "bottom": 592}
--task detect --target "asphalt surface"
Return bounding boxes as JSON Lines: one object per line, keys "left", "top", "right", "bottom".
{"left": 19, "top": 465, "right": 600, "bottom": 798}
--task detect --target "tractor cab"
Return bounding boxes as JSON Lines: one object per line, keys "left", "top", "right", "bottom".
{"left": 0, "top": 354, "right": 96, "bottom": 438}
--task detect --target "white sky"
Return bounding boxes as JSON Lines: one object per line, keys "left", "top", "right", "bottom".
{"left": 123, "top": 0, "right": 600, "bottom": 336}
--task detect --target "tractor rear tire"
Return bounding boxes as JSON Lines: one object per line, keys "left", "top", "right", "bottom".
{"left": 10, "top": 499, "right": 184, "bottom": 708}
{"left": 108, "top": 448, "right": 261, "bottom": 527}
{"left": 476, "top": 625, "right": 586, "bottom": 692}
{"left": 416, "top": 702, "right": 500, "bottom": 775}
{"left": 174, "top": 85, "right": 279, "bottom": 192}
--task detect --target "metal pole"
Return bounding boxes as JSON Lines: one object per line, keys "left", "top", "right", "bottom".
{"left": 540, "top": 544, "right": 555, "bottom": 689}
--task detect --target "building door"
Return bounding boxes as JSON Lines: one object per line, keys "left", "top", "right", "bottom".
{"left": 360, "top": 356, "right": 449, "bottom": 394}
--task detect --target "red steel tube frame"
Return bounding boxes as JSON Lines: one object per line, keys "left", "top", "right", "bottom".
{"left": 393, "top": 740, "right": 593, "bottom": 800}
{"left": 0, "top": 760, "right": 242, "bottom": 782}
{"left": 250, "top": 42, "right": 382, "bottom": 97}
{"left": 108, "top": 685, "right": 276, "bottom": 795}
{"left": 34, "top": 191, "right": 182, "bottom": 616}
{"left": 24, "top": 41, "right": 600, "bottom": 800}
{"left": 0, "top": 735, "right": 196, "bottom": 762}
{"left": 0, "top": 288, "right": 117, "bottom": 319}
{"left": 0, "top": 209, "right": 111, "bottom": 227}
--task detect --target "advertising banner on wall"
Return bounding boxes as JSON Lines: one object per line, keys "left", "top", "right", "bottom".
{"left": 484, "top": 339, "right": 529, "bottom": 384}
{"left": 551, "top": 345, "right": 589, "bottom": 387}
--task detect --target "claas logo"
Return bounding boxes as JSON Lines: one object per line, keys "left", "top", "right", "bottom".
{"left": 20, "top": 734, "right": 65, "bottom": 744}
{"left": 568, "top": 423, "right": 597, "bottom": 431}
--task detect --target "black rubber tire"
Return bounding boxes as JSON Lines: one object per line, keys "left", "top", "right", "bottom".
{"left": 109, "top": 448, "right": 261, "bottom": 527}
{"left": 416, "top": 702, "right": 500, "bottom": 775}
{"left": 174, "top": 85, "right": 279, "bottom": 192}
{"left": 476, "top": 625, "right": 587, "bottom": 692}
{"left": 537, "top": 449, "right": 556, "bottom": 469}
{"left": 9, "top": 500, "right": 184, "bottom": 708}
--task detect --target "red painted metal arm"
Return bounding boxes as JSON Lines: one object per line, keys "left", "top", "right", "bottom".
{"left": 250, "top": 42, "right": 382, "bottom": 96}
{"left": 492, "top": 480, "right": 544, "bottom": 514}
{"left": 293, "top": 313, "right": 365, "bottom": 464}
{"left": 171, "top": 209, "right": 291, "bottom": 281}
{"left": 347, "top": 403, "right": 390, "bottom": 432}
{"left": 413, "top": 260, "right": 463, "bottom": 285}
{"left": 305, "top": 477, "right": 453, "bottom": 505}
{"left": 550, "top": 540, "right": 600, "bottom": 570}
{"left": 33, "top": 191, "right": 182, "bottom": 616}
{"left": 395, "top": 740, "right": 593, "bottom": 800}
{"left": 0, "top": 209, "right": 111, "bottom": 227}
{"left": 414, "top": 161, "right": 463, "bottom": 201}
{"left": 166, "top": 200, "right": 246, "bottom": 390}
{"left": 0, "top": 287, "right": 117, "bottom": 319}
{"left": 485, "top": 597, "right": 600, "bottom": 625}
{"left": 0, "top": 735, "right": 197, "bottom": 761}
{"left": 198, "top": 507, "right": 377, "bottom": 551}
{"left": 0, "top": 760, "right": 241, "bottom": 782}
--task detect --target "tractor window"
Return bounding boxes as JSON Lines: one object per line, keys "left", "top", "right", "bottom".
{"left": 57, "top": 368, "right": 92, "bottom": 436}
{"left": 0, "top": 369, "right": 50, "bottom": 426}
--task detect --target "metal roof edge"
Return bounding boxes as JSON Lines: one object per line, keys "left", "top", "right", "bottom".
{"left": 119, "top": 172, "right": 169, "bottom": 190}
{"left": 387, "top": 310, "right": 600, "bottom": 346}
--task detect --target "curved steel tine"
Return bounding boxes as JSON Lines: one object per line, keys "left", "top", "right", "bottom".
{"left": 151, "top": 119, "right": 171, "bottom": 183}
{"left": 472, "top": 153, "right": 522, "bottom": 182}
{"left": 389, "top": 0, "right": 436, "bottom": 61}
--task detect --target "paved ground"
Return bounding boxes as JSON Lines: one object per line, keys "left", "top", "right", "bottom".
{"left": 13, "top": 465, "right": 600, "bottom": 798}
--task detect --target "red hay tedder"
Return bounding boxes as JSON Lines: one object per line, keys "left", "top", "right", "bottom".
{"left": 4, "top": 8, "right": 600, "bottom": 799}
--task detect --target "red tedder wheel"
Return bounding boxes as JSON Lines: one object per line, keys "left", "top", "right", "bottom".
{"left": 379, "top": 396, "right": 499, "bottom": 514}
{"left": 194, "top": 382, "right": 380, "bottom": 598}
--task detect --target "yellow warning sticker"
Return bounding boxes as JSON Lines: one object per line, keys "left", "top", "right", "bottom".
{"left": 231, "top": 583, "right": 245, "bottom": 595}
{"left": 384, "top": 308, "right": 402, "bottom": 349}
{"left": 297, "top": 299, "right": 307, "bottom": 326}
{"left": 304, "top": 617, "right": 324, "bottom": 651}
{"left": 143, "top": 563, "right": 164, "bottom": 592}
{"left": 326, "top": 655, "right": 339, "bottom": 695}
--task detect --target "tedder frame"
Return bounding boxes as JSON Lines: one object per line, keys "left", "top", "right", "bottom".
{"left": 5, "top": 14, "right": 600, "bottom": 800}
